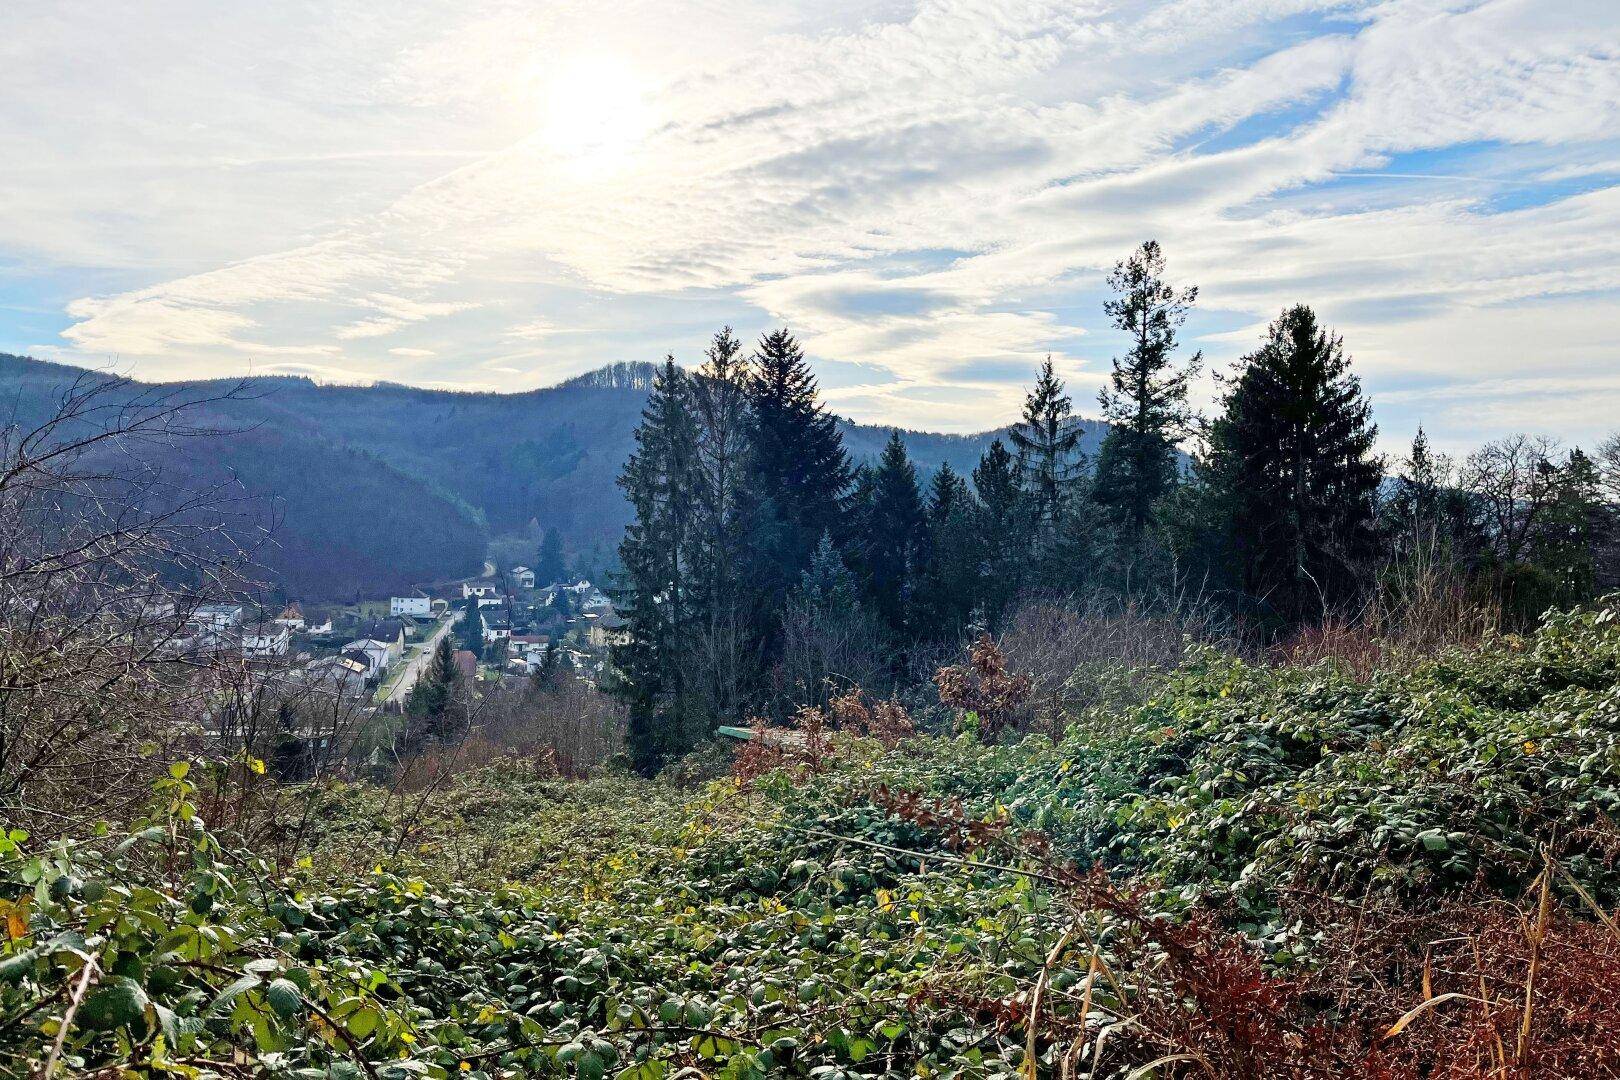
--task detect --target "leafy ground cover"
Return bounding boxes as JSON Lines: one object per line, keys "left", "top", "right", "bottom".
{"left": 7, "top": 604, "right": 1620, "bottom": 1076}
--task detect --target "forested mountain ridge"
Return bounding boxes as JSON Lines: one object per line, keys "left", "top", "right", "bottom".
{"left": 0, "top": 353, "right": 1111, "bottom": 599}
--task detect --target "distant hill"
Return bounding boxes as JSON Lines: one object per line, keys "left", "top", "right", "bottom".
{"left": 0, "top": 354, "right": 1114, "bottom": 599}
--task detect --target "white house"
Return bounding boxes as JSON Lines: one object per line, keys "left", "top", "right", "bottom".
{"left": 480, "top": 609, "right": 512, "bottom": 643}
{"left": 241, "top": 621, "right": 291, "bottom": 658}
{"left": 303, "top": 654, "right": 368, "bottom": 692}
{"left": 462, "top": 582, "right": 498, "bottom": 600}
{"left": 585, "top": 613, "right": 628, "bottom": 649}
{"left": 273, "top": 603, "right": 305, "bottom": 631}
{"left": 303, "top": 614, "right": 334, "bottom": 635}
{"left": 390, "top": 595, "right": 432, "bottom": 618}
{"left": 510, "top": 566, "right": 536, "bottom": 589}
{"left": 191, "top": 603, "right": 244, "bottom": 632}
{"left": 342, "top": 639, "right": 393, "bottom": 677}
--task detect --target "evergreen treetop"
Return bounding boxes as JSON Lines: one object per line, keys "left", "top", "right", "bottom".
{"left": 1207, "top": 304, "right": 1381, "bottom": 623}
{"left": 1007, "top": 357, "right": 1085, "bottom": 538}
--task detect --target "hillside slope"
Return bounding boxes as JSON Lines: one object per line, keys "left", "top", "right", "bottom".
{"left": 10, "top": 603, "right": 1620, "bottom": 1075}
{"left": 0, "top": 354, "right": 1114, "bottom": 598}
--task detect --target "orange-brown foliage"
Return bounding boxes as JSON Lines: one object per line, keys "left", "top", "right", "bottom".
{"left": 934, "top": 635, "right": 1034, "bottom": 743}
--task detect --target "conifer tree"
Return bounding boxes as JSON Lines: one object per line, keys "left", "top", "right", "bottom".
{"left": 862, "top": 432, "right": 927, "bottom": 632}
{"left": 535, "top": 640, "right": 561, "bottom": 690}
{"left": 779, "top": 532, "right": 886, "bottom": 710}
{"left": 401, "top": 636, "right": 464, "bottom": 750}
{"left": 534, "top": 527, "right": 567, "bottom": 586}
{"left": 689, "top": 327, "right": 755, "bottom": 719}
{"left": 971, "top": 438, "right": 1029, "bottom": 621}
{"left": 744, "top": 329, "right": 852, "bottom": 637}
{"left": 1008, "top": 358, "right": 1085, "bottom": 546}
{"left": 1381, "top": 428, "right": 1484, "bottom": 567}
{"left": 614, "top": 358, "right": 705, "bottom": 773}
{"left": 1206, "top": 305, "right": 1381, "bottom": 625}
{"left": 456, "top": 596, "right": 483, "bottom": 654}
{"left": 1535, "top": 448, "right": 1607, "bottom": 607}
{"left": 1092, "top": 241, "right": 1200, "bottom": 548}
{"left": 916, "top": 463, "right": 982, "bottom": 632}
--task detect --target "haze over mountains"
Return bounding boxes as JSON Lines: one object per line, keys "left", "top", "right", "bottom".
{"left": 0, "top": 354, "right": 1114, "bottom": 600}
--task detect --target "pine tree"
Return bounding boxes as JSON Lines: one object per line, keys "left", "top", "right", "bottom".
{"left": 534, "top": 640, "right": 561, "bottom": 690}
{"left": 1206, "top": 305, "right": 1381, "bottom": 625}
{"left": 744, "top": 329, "right": 852, "bottom": 641}
{"left": 916, "top": 463, "right": 982, "bottom": 633}
{"left": 613, "top": 358, "right": 706, "bottom": 773}
{"left": 401, "top": 636, "right": 464, "bottom": 750}
{"left": 971, "top": 438, "right": 1029, "bottom": 621}
{"left": 1092, "top": 241, "right": 1200, "bottom": 549}
{"left": 689, "top": 327, "right": 755, "bottom": 720}
{"left": 1534, "top": 448, "right": 1606, "bottom": 607}
{"left": 456, "top": 596, "right": 482, "bottom": 654}
{"left": 779, "top": 533, "right": 887, "bottom": 710}
{"left": 1007, "top": 358, "right": 1085, "bottom": 546}
{"left": 861, "top": 432, "right": 927, "bottom": 632}
{"left": 799, "top": 532, "right": 861, "bottom": 614}
{"left": 535, "top": 527, "right": 567, "bottom": 586}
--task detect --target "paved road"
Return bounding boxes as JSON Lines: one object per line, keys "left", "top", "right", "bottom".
{"left": 383, "top": 611, "right": 459, "bottom": 705}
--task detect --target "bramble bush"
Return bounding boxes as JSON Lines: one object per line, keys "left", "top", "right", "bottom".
{"left": 8, "top": 601, "right": 1620, "bottom": 1075}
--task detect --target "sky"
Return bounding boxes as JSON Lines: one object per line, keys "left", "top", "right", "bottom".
{"left": 2, "top": 0, "right": 1619, "bottom": 455}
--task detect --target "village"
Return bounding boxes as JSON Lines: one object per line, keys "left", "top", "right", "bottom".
{"left": 163, "top": 564, "right": 627, "bottom": 707}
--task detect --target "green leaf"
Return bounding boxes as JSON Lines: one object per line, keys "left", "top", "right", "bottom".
{"left": 0, "top": 946, "right": 41, "bottom": 983}
{"left": 208, "top": 973, "right": 263, "bottom": 1014}
{"left": 79, "top": 976, "right": 150, "bottom": 1031}
{"left": 347, "top": 1006, "right": 380, "bottom": 1040}
{"left": 266, "top": 977, "right": 302, "bottom": 1017}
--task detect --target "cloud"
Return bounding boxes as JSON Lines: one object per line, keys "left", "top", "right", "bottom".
{"left": 1, "top": 0, "right": 1618, "bottom": 450}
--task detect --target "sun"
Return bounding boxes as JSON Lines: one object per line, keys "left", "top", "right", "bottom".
{"left": 539, "top": 53, "right": 652, "bottom": 166}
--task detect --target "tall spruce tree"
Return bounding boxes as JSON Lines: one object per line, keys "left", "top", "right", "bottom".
{"left": 1092, "top": 241, "right": 1200, "bottom": 549}
{"left": 456, "top": 596, "right": 482, "bottom": 654}
{"left": 916, "top": 463, "right": 982, "bottom": 633}
{"left": 613, "top": 358, "right": 705, "bottom": 773}
{"left": 689, "top": 327, "right": 756, "bottom": 720}
{"left": 1206, "top": 305, "right": 1381, "bottom": 625}
{"left": 971, "top": 438, "right": 1029, "bottom": 621}
{"left": 1008, "top": 358, "right": 1086, "bottom": 547}
{"left": 861, "top": 432, "right": 927, "bottom": 632}
{"left": 535, "top": 527, "right": 567, "bottom": 586}
{"left": 1535, "top": 448, "right": 1606, "bottom": 608}
{"left": 744, "top": 329, "right": 852, "bottom": 636}
{"left": 401, "top": 636, "right": 464, "bottom": 751}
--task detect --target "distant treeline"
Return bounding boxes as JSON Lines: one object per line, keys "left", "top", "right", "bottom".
{"left": 613, "top": 241, "right": 1620, "bottom": 773}
{"left": 0, "top": 354, "right": 1062, "bottom": 601}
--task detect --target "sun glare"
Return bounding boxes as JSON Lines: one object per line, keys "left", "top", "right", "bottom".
{"left": 539, "top": 54, "right": 652, "bottom": 166}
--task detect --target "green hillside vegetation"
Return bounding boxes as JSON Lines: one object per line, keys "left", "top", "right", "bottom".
{"left": 7, "top": 604, "right": 1620, "bottom": 1076}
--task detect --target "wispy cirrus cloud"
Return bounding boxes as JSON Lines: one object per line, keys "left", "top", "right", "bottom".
{"left": 1, "top": 0, "right": 1618, "bottom": 448}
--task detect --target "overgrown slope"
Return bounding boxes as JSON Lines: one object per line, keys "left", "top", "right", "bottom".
{"left": 8, "top": 606, "right": 1620, "bottom": 1076}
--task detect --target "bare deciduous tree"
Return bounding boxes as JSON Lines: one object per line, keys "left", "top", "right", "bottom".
{"left": 1459, "top": 434, "right": 1562, "bottom": 566}
{"left": 0, "top": 372, "right": 273, "bottom": 836}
